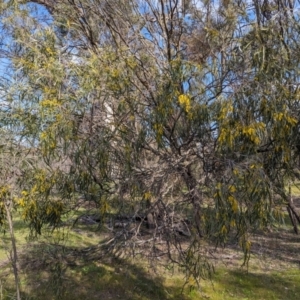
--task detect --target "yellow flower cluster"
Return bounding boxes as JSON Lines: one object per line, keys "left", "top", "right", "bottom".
{"left": 178, "top": 94, "right": 191, "bottom": 114}
{"left": 144, "top": 191, "right": 152, "bottom": 200}
{"left": 273, "top": 112, "right": 297, "bottom": 125}
{"left": 40, "top": 99, "right": 61, "bottom": 108}
{"left": 0, "top": 185, "right": 10, "bottom": 199}
{"left": 228, "top": 196, "right": 238, "bottom": 213}
{"left": 242, "top": 122, "right": 265, "bottom": 145}
{"left": 219, "top": 121, "right": 266, "bottom": 148}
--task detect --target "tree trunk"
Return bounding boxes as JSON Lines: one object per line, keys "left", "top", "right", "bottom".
{"left": 287, "top": 182, "right": 300, "bottom": 234}
{"left": 4, "top": 201, "right": 21, "bottom": 300}
{"left": 180, "top": 165, "right": 202, "bottom": 237}
{"left": 287, "top": 205, "right": 298, "bottom": 234}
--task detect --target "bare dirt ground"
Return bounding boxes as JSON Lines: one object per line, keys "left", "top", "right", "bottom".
{"left": 209, "top": 198, "right": 300, "bottom": 273}
{"left": 208, "top": 228, "right": 300, "bottom": 273}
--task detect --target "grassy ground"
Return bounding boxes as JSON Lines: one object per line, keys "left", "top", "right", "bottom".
{"left": 0, "top": 208, "right": 300, "bottom": 299}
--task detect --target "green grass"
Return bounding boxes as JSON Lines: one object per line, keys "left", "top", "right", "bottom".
{"left": 200, "top": 268, "right": 300, "bottom": 300}
{"left": 1, "top": 208, "right": 300, "bottom": 299}
{"left": 2, "top": 260, "right": 300, "bottom": 300}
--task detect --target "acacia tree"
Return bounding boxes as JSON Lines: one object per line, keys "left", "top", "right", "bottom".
{"left": 1, "top": 0, "right": 300, "bottom": 283}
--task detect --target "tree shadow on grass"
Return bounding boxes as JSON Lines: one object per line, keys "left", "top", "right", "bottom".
{"left": 15, "top": 242, "right": 192, "bottom": 300}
